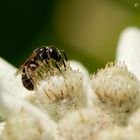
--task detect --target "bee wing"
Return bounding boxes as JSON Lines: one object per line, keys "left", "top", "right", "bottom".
{"left": 14, "top": 64, "right": 25, "bottom": 76}
{"left": 14, "top": 52, "right": 36, "bottom": 76}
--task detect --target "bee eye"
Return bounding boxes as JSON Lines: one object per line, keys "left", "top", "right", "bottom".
{"left": 39, "top": 48, "right": 44, "bottom": 52}
{"left": 35, "top": 47, "right": 44, "bottom": 53}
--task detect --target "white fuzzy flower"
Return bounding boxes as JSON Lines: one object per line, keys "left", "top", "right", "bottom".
{"left": 91, "top": 63, "right": 140, "bottom": 125}
{"left": 30, "top": 61, "right": 90, "bottom": 122}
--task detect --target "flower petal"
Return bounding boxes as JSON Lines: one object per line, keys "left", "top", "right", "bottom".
{"left": 116, "top": 27, "right": 140, "bottom": 80}
{"left": 0, "top": 57, "right": 31, "bottom": 98}
{"left": 0, "top": 94, "right": 57, "bottom": 140}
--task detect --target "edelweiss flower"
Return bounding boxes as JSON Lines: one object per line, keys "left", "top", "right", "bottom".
{"left": 0, "top": 27, "right": 140, "bottom": 140}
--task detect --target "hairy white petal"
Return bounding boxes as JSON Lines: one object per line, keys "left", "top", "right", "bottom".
{"left": 0, "top": 57, "right": 31, "bottom": 98}
{"left": 0, "top": 93, "right": 38, "bottom": 118}
{"left": 128, "top": 108, "right": 140, "bottom": 130}
{"left": 116, "top": 27, "right": 140, "bottom": 80}
{"left": 57, "top": 108, "right": 113, "bottom": 140}
{"left": 0, "top": 94, "right": 21, "bottom": 118}
{"left": 96, "top": 126, "right": 140, "bottom": 140}
{"left": 0, "top": 123, "right": 5, "bottom": 136}
{"left": 0, "top": 95, "right": 56, "bottom": 140}
{"left": 69, "top": 60, "right": 89, "bottom": 78}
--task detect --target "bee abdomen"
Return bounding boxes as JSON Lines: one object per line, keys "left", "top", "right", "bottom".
{"left": 21, "top": 71, "right": 34, "bottom": 91}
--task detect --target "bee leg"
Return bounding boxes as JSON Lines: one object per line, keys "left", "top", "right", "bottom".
{"left": 55, "top": 61, "right": 61, "bottom": 72}
{"left": 45, "top": 59, "right": 53, "bottom": 70}
{"left": 25, "top": 66, "right": 31, "bottom": 79}
{"left": 61, "top": 58, "right": 66, "bottom": 70}
{"left": 61, "top": 50, "right": 67, "bottom": 61}
{"left": 45, "top": 59, "right": 49, "bottom": 66}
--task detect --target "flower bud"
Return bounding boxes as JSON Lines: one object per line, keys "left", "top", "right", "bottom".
{"left": 91, "top": 63, "right": 140, "bottom": 125}
{"left": 30, "top": 61, "right": 89, "bottom": 121}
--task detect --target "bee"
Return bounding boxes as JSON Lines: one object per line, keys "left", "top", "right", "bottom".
{"left": 15, "top": 46, "right": 67, "bottom": 91}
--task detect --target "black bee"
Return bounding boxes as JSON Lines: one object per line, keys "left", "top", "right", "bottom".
{"left": 15, "top": 46, "right": 67, "bottom": 91}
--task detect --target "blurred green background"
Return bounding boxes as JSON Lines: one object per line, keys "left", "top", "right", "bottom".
{"left": 0, "top": 0, "right": 140, "bottom": 72}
